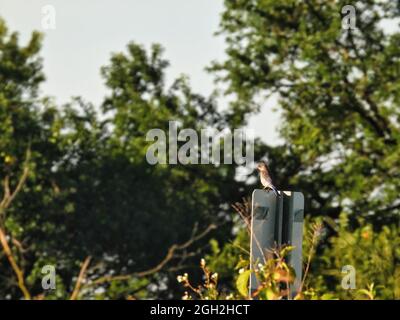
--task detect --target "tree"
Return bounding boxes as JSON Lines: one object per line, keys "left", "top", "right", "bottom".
{"left": 213, "top": 0, "right": 400, "bottom": 226}
{"left": 0, "top": 17, "right": 51, "bottom": 299}
{"left": 0, "top": 17, "right": 249, "bottom": 299}
{"left": 91, "top": 43, "right": 247, "bottom": 297}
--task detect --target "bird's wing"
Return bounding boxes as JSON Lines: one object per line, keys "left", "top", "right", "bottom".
{"left": 270, "top": 184, "right": 279, "bottom": 196}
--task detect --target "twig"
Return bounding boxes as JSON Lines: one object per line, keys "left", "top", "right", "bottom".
{"left": 232, "top": 199, "right": 267, "bottom": 264}
{"left": 0, "top": 147, "right": 32, "bottom": 299}
{"left": 70, "top": 256, "right": 92, "bottom": 300}
{"left": 0, "top": 228, "right": 31, "bottom": 299}
{"left": 89, "top": 223, "right": 217, "bottom": 287}
{"left": 0, "top": 148, "right": 31, "bottom": 231}
{"left": 0, "top": 148, "right": 31, "bottom": 212}
{"left": 231, "top": 198, "right": 252, "bottom": 234}
{"left": 299, "top": 223, "right": 323, "bottom": 293}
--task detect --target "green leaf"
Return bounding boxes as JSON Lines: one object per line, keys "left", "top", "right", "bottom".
{"left": 280, "top": 245, "right": 295, "bottom": 257}
{"left": 236, "top": 270, "right": 251, "bottom": 298}
{"left": 320, "top": 293, "right": 337, "bottom": 300}
{"left": 235, "top": 258, "right": 249, "bottom": 270}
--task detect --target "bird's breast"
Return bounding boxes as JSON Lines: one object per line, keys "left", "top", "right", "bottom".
{"left": 260, "top": 174, "right": 272, "bottom": 187}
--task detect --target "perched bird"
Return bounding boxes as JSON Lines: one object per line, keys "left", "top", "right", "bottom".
{"left": 256, "top": 161, "right": 279, "bottom": 196}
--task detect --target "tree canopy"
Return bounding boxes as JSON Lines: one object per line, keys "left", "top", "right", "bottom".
{"left": 0, "top": 17, "right": 248, "bottom": 299}
{"left": 214, "top": 0, "right": 400, "bottom": 226}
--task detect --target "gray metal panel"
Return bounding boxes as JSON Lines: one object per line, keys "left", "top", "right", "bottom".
{"left": 249, "top": 190, "right": 304, "bottom": 298}
{"left": 249, "top": 190, "right": 278, "bottom": 292}
{"left": 275, "top": 195, "right": 283, "bottom": 246}
{"left": 287, "top": 192, "right": 304, "bottom": 297}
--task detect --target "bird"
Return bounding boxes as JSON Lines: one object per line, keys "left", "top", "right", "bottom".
{"left": 256, "top": 161, "right": 279, "bottom": 196}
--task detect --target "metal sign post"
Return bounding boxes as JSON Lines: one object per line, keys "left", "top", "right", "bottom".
{"left": 249, "top": 190, "right": 304, "bottom": 298}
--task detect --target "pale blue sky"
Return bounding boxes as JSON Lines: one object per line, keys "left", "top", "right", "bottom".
{"left": 0, "top": 0, "right": 282, "bottom": 145}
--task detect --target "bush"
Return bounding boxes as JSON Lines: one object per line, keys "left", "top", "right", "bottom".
{"left": 181, "top": 215, "right": 400, "bottom": 300}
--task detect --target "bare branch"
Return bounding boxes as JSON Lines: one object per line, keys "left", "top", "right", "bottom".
{"left": 4, "top": 148, "right": 31, "bottom": 209}
{"left": 0, "top": 147, "right": 31, "bottom": 224}
{"left": 0, "top": 147, "right": 32, "bottom": 299}
{"left": 89, "top": 223, "right": 217, "bottom": 287}
{"left": 232, "top": 198, "right": 267, "bottom": 264}
{"left": 299, "top": 222, "right": 323, "bottom": 294}
{"left": 232, "top": 198, "right": 252, "bottom": 234}
{"left": 70, "top": 256, "right": 92, "bottom": 300}
{"left": 0, "top": 227, "right": 31, "bottom": 299}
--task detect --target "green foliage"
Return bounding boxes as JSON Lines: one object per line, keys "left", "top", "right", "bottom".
{"left": 197, "top": 216, "right": 400, "bottom": 300}
{"left": 205, "top": 229, "right": 249, "bottom": 289}
{"left": 177, "top": 260, "right": 221, "bottom": 300}
{"left": 0, "top": 17, "right": 247, "bottom": 299}
{"left": 214, "top": 0, "right": 400, "bottom": 225}
{"left": 309, "top": 213, "right": 400, "bottom": 299}
{"left": 179, "top": 245, "right": 331, "bottom": 300}
{"left": 1, "top": 0, "right": 400, "bottom": 299}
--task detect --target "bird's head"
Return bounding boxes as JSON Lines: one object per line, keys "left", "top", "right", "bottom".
{"left": 256, "top": 161, "right": 268, "bottom": 172}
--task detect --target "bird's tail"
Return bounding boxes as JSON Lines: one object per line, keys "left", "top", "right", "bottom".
{"left": 271, "top": 185, "right": 279, "bottom": 197}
